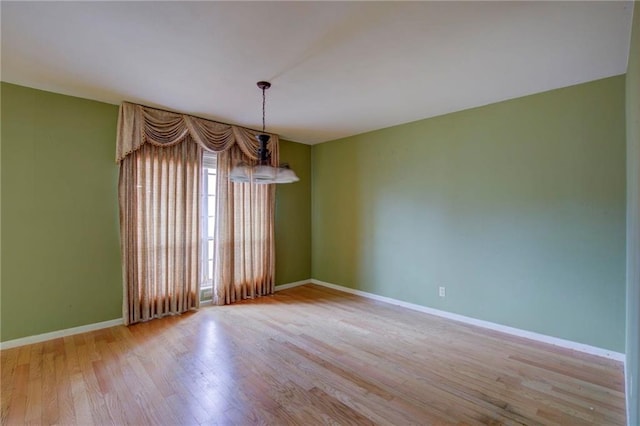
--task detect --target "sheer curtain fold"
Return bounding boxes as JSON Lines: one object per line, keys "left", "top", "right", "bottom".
{"left": 117, "top": 102, "right": 277, "bottom": 324}
{"left": 214, "top": 147, "right": 275, "bottom": 305}
{"left": 119, "top": 140, "right": 201, "bottom": 324}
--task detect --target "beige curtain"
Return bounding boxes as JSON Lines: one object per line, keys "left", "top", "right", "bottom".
{"left": 119, "top": 140, "right": 201, "bottom": 324}
{"left": 214, "top": 145, "right": 276, "bottom": 304}
{"left": 117, "top": 102, "right": 278, "bottom": 324}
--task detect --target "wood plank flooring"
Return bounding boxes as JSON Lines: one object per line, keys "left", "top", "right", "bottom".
{"left": 1, "top": 284, "right": 626, "bottom": 425}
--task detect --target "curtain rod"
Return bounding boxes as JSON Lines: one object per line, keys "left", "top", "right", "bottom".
{"left": 126, "top": 101, "right": 275, "bottom": 136}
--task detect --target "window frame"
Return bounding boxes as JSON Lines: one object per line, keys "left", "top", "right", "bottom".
{"left": 200, "top": 151, "right": 217, "bottom": 301}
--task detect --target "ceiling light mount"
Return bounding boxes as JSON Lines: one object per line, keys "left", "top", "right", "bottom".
{"left": 256, "top": 81, "right": 271, "bottom": 91}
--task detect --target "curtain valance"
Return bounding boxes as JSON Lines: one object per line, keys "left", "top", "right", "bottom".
{"left": 116, "top": 101, "right": 279, "bottom": 164}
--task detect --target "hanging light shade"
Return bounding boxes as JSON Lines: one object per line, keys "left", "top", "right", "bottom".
{"left": 229, "top": 81, "right": 300, "bottom": 184}
{"left": 253, "top": 165, "right": 277, "bottom": 180}
{"left": 274, "top": 165, "right": 299, "bottom": 183}
{"left": 229, "top": 163, "right": 252, "bottom": 183}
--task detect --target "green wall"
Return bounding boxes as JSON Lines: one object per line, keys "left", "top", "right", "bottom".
{"left": 3, "top": 74, "right": 626, "bottom": 358}
{"left": 625, "top": 2, "right": 640, "bottom": 423}
{"left": 1, "top": 83, "right": 122, "bottom": 341}
{"left": 1, "top": 83, "right": 313, "bottom": 342}
{"left": 275, "top": 140, "right": 312, "bottom": 285}
{"left": 312, "top": 76, "right": 627, "bottom": 352}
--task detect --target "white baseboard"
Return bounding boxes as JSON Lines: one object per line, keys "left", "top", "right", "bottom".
{"left": 275, "top": 279, "right": 311, "bottom": 291}
{"left": 308, "top": 279, "right": 625, "bottom": 362}
{"left": 0, "top": 318, "right": 123, "bottom": 350}
{"left": 3, "top": 279, "right": 624, "bottom": 362}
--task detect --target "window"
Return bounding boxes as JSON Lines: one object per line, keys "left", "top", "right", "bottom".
{"left": 201, "top": 151, "right": 217, "bottom": 301}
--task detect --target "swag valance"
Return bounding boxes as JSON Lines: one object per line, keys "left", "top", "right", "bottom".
{"left": 115, "top": 101, "right": 279, "bottom": 164}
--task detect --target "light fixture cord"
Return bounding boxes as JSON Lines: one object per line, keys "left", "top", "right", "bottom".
{"left": 262, "top": 86, "right": 266, "bottom": 133}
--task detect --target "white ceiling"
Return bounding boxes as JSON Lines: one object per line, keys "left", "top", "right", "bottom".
{"left": 1, "top": 1, "right": 634, "bottom": 145}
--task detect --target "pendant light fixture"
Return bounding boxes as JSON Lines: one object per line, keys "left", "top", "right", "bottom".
{"left": 229, "top": 81, "right": 299, "bottom": 184}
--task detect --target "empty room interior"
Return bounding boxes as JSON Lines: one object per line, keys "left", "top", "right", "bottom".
{"left": 2, "top": 2, "right": 639, "bottom": 425}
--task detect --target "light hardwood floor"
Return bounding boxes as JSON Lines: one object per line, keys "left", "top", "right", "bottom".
{"left": 1, "top": 284, "right": 626, "bottom": 425}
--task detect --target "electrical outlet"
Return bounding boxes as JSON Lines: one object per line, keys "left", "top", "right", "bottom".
{"left": 438, "top": 286, "right": 446, "bottom": 297}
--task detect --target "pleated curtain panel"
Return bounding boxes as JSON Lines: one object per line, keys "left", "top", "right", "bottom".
{"left": 116, "top": 102, "right": 277, "bottom": 325}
